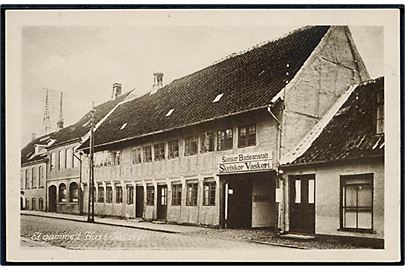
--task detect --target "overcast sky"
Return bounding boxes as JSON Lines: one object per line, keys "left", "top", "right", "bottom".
{"left": 21, "top": 24, "right": 383, "bottom": 147}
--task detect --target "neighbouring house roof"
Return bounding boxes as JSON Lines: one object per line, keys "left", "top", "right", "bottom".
{"left": 282, "top": 76, "right": 384, "bottom": 167}
{"left": 21, "top": 92, "right": 131, "bottom": 165}
{"left": 81, "top": 26, "right": 331, "bottom": 149}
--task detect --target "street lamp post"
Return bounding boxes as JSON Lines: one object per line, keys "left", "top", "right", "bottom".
{"left": 87, "top": 103, "right": 96, "bottom": 223}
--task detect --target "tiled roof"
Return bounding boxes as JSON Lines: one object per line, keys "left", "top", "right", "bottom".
{"left": 21, "top": 92, "right": 130, "bottom": 165}
{"left": 285, "top": 77, "right": 384, "bottom": 166}
{"left": 85, "top": 26, "right": 330, "bottom": 148}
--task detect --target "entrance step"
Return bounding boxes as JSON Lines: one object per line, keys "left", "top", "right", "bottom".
{"left": 280, "top": 233, "right": 316, "bottom": 240}
{"left": 152, "top": 220, "right": 167, "bottom": 224}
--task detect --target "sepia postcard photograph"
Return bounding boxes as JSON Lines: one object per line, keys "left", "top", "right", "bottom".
{"left": 2, "top": 5, "right": 403, "bottom": 264}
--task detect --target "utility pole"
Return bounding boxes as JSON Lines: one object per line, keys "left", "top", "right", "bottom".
{"left": 87, "top": 102, "right": 96, "bottom": 223}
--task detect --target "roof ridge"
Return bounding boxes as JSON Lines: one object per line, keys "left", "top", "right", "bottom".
{"left": 280, "top": 82, "right": 360, "bottom": 165}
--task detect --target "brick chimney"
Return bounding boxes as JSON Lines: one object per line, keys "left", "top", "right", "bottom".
{"left": 112, "top": 83, "right": 122, "bottom": 100}
{"left": 150, "top": 73, "right": 164, "bottom": 95}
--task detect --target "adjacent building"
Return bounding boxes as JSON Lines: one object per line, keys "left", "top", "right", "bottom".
{"left": 280, "top": 77, "right": 384, "bottom": 243}
{"left": 77, "top": 25, "right": 370, "bottom": 229}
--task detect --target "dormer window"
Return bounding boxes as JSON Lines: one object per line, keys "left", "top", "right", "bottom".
{"left": 213, "top": 93, "right": 224, "bottom": 103}
{"left": 376, "top": 90, "right": 384, "bottom": 134}
{"left": 120, "top": 123, "right": 127, "bottom": 130}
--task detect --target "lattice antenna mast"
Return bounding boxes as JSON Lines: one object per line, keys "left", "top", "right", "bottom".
{"left": 43, "top": 88, "right": 51, "bottom": 134}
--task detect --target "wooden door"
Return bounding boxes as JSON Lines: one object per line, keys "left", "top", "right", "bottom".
{"left": 157, "top": 185, "right": 168, "bottom": 220}
{"left": 135, "top": 186, "right": 144, "bottom": 218}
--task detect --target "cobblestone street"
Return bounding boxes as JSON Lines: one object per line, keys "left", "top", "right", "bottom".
{"left": 20, "top": 215, "right": 285, "bottom": 250}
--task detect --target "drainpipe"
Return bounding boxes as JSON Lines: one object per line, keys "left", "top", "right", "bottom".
{"left": 73, "top": 151, "right": 83, "bottom": 215}
{"left": 267, "top": 102, "right": 286, "bottom": 234}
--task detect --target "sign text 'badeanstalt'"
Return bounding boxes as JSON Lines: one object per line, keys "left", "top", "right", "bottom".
{"left": 218, "top": 152, "right": 273, "bottom": 174}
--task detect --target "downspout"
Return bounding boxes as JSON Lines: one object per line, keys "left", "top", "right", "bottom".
{"left": 267, "top": 102, "right": 286, "bottom": 234}
{"left": 73, "top": 151, "right": 83, "bottom": 215}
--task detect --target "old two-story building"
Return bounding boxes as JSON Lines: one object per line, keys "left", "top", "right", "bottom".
{"left": 78, "top": 25, "right": 370, "bottom": 229}
{"left": 20, "top": 137, "right": 48, "bottom": 210}
{"left": 20, "top": 84, "right": 132, "bottom": 214}
{"left": 280, "top": 77, "right": 384, "bottom": 245}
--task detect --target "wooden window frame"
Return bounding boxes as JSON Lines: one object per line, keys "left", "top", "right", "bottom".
{"left": 217, "top": 128, "right": 233, "bottom": 151}
{"left": 106, "top": 186, "right": 113, "bottom": 203}
{"left": 203, "top": 180, "right": 216, "bottom": 206}
{"left": 168, "top": 139, "right": 179, "bottom": 159}
{"left": 171, "top": 184, "right": 182, "bottom": 206}
{"left": 146, "top": 186, "right": 155, "bottom": 206}
{"left": 98, "top": 186, "right": 105, "bottom": 203}
{"left": 238, "top": 124, "right": 256, "bottom": 148}
{"left": 154, "top": 143, "right": 166, "bottom": 161}
{"left": 186, "top": 182, "right": 198, "bottom": 206}
{"left": 143, "top": 146, "right": 152, "bottom": 163}
{"left": 132, "top": 147, "right": 142, "bottom": 164}
{"left": 200, "top": 131, "right": 215, "bottom": 153}
{"left": 185, "top": 136, "right": 198, "bottom": 156}
{"left": 127, "top": 185, "right": 134, "bottom": 205}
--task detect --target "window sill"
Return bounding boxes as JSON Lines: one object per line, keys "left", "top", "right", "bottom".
{"left": 168, "top": 157, "right": 179, "bottom": 160}
{"left": 237, "top": 144, "right": 257, "bottom": 149}
{"left": 338, "top": 228, "right": 375, "bottom": 234}
{"left": 69, "top": 201, "right": 78, "bottom": 204}
{"left": 58, "top": 202, "right": 66, "bottom": 205}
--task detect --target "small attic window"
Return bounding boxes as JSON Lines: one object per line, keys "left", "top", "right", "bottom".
{"left": 166, "top": 109, "right": 175, "bottom": 117}
{"left": 376, "top": 89, "right": 384, "bottom": 134}
{"left": 82, "top": 120, "right": 90, "bottom": 127}
{"left": 39, "top": 136, "right": 50, "bottom": 142}
{"left": 213, "top": 93, "right": 224, "bottom": 103}
{"left": 120, "top": 123, "right": 127, "bottom": 130}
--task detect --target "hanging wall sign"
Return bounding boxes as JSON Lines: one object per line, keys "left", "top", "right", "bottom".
{"left": 218, "top": 151, "right": 273, "bottom": 174}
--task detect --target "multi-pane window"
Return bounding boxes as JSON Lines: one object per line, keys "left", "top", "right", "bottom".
{"left": 113, "top": 151, "right": 121, "bottom": 166}
{"left": 146, "top": 186, "right": 155, "bottom": 205}
{"left": 98, "top": 186, "right": 105, "bottom": 203}
{"left": 238, "top": 124, "right": 256, "bottom": 147}
{"left": 172, "top": 184, "right": 182, "bottom": 206}
{"left": 59, "top": 150, "right": 65, "bottom": 170}
{"left": 217, "top": 128, "right": 233, "bottom": 150}
{"left": 66, "top": 148, "right": 73, "bottom": 168}
{"left": 38, "top": 166, "right": 44, "bottom": 187}
{"left": 203, "top": 180, "right": 216, "bottom": 206}
{"left": 116, "top": 186, "right": 123, "bottom": 204}
{"left": 341, "top": 174, "right": 373, "bottom": 231}
{"left": 376, "top": 90, "right": 384, "bottom": 134}
{"left": 186, "top": 182, "right": 198, "bottom": 206}
{"left": 69, "top": 182, "right": 79, "bottom": 202}
{"left": 185, "top": 136, "right": 198, "bottom": 156}
{"left": 154, "top": 143, "right": 165, "bottom": 161}
{"left": 168, "top": 139, "right": 179, "bottom": 159}
{"left": 32, "top": 198, "right": 36, "bottom": 210}
{"left": 106, "top": 186, "right": 113, "bottom": 203}
{"left": 38, "top": 198, "right": 44, "bottom": 210}
{"left": 127, "top": 186, "right": 134, "bottom": 205}
{"left": 143, "top": 146, "right": 152, "bottom": 163}
{"left": 25, "top": 169, "right": 29, "bottom": 189}
{"left": 25, "top": 198, "right": 29, "bottom": 210}
{"left": 50, "top": 152, "right": 56, "bottom": 171}
{"left": 132, "top": 147, "right": 142, "bottom": 164}
{"left": 31, "top": 167, "right": 36, "bottom": 188}
{"left": 59, "top": 183, "right": 67, "bottom": 202}
{"left": 200, "top": 131, "right": 215, "bottom": 153}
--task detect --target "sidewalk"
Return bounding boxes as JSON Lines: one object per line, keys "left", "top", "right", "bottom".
{"left": 21, "top": 210, "right": 210, "bottom": 234}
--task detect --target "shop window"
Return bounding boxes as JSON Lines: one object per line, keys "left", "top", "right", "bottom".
{"left": 25, "top": 168, "right": 29, "bottom": 189}
{"left": 146, "top": 186, "right": 155, "bottom": 206}
{"left": 127, "top": 186, "right": 134, "bottom": 205}
{"left": 203, "top": 180, "right": 216, "bottom": 206}
{"left": 172, "top": 184, "right": 182, "bottom": 206}
{"left": 116, "top": 186, "right": 123, "bottom": 204}
{"left": 38, "top": 198, "right": 44, "bottom": 210}
{"left": 200, "top": 131, "right": 215, "bottom": 153}
{"left": 168, "top": 139, "right": 179, "bottom": 159}
{"left": 154, "top": 143, "right": 165, "bottom": 161}
{"left": 31, "top": 167, "right": 36, "bottom": 188}
{"left": 376, "top": 90, "right": 384, "bottom": 134}
{"left": 185, "top": 136, "right": 198, "bottom": 156}
{"left": 58, "top": 183, "right": 66, "bottom": 202}
{"left": 143, "top": 145, "right": 152, "bottom": 163}
{"left": 106, "top": 186, "right": 113, "bottom": 203}
{"left": 32, "top": 198, "right": 36, "bottom": 210}
{"left": 132, "top": 147, "right": 142, "bottom": 164}
{"left": 340, "top": 174, "right": 373, "bottom": 232}
{"left": 98, "top": 186, "right": 104, "bottom": 203}
{"left": 69, "top": 182, "right": 79, "bottom": 202}
{"left": 186, "top": 182, "right": 198, "bottom": 206}
{"left": 217, "top": 128, "right": 233, "bottom": 150}
{"left": 238, "top": 124, "right": 256, "bottom": 148}
{"left": 50, "top": 152, "right": 56, "bottom": 171}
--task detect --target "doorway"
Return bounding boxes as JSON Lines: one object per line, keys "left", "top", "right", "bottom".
{"left": 48, "top": 185, "right": 57, "bottom": 212}
{"left": 135, "top": 186, "right": 144, "bottom": 218}
{"left": 226, "top": 177, "right": 252, "bottom": 228}
{"left": 156, "top": 185, "right": 168, "bottom": 220}
{"left": 289, "top": 175, "right": 315, "bottom": 234}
